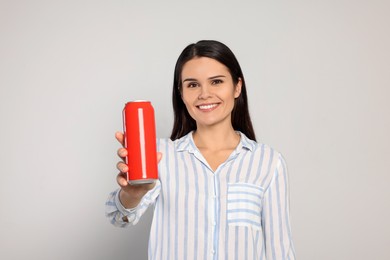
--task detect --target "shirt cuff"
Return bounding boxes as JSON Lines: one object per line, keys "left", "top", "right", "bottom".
{"left": 114, "top": 189, "right": 138, "bottom": 222}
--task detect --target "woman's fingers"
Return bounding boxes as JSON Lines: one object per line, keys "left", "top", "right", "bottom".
{"left": 116, "top": 172, "right": 128, "bottom": 187}
{"left": 115, "top": 131, "right": 125, "bottom": 147}
{"left": 117, "top": 148, "right": 127, "bottom": 159}
{"left": 157, "top": 152, "right": 162, "bottom": 163}
{"left": 116, "top": 161, "right": 128, "bottom": 173}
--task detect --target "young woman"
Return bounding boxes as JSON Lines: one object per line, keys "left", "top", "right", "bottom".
{"left": 106, "top": 40, "right": 296, "bottom": 259}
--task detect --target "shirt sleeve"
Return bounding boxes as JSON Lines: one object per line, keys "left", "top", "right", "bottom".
{"left": 105, "top": 180, "right": 161, "bottom": 227}
{"left": 261, "top": 154, "right": 296, "bottom": 259}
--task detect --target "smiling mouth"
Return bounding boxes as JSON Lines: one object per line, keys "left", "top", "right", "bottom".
{"left": 197, "top": 103, "right": 219, "bottom": 110}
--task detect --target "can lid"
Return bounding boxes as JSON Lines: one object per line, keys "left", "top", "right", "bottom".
{"left": 126, "top": 100, "right": 150, "bottom": 104}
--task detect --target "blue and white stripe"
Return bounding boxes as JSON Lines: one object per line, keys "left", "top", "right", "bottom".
{"left": 105, "top": 131, "right": 296, "bottom": 259}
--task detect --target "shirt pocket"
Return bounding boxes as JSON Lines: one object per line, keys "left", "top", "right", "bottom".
{"left": 227, "top": 182, "right": 264, "bottom": 230}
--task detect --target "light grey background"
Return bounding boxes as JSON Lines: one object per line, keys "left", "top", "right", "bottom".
{"left": 1, "top": 0, "right": 389, "bottom": 259}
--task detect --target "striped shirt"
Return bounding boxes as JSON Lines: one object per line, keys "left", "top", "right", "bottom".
{"left": 106, "top": 131, "right": 296, "bottom": 260}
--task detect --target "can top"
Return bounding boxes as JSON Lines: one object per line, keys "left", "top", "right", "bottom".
{"left": 126, "top": 100, "right": 150, "bottom": 104}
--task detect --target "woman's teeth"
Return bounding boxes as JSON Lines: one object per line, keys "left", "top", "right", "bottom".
{"left": 198, "top": 104, "right": 218, "bottom": 110}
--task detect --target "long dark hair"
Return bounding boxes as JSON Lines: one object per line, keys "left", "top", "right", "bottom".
{"left": 170, "top": 40, "right": 256, "bottom": 142}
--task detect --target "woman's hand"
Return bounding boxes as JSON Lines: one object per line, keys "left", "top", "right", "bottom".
{"left": 115, "top": 131, "right": 162, "bottom": 208}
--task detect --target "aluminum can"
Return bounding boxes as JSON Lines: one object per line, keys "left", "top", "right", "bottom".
{"left": 123, "top": 101, "right": 158, "bottom": 184}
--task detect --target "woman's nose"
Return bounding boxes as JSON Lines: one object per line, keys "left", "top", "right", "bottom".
{"left": 198, "top": 85, "right": 212, "bottom": 99}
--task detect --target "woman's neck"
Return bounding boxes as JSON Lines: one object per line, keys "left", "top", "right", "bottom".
{"left": 192, "top": 124, "right": 240, "bottom": 152}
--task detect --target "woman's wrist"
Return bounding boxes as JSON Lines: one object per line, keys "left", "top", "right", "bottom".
{"left": 119, "top": 188, "right": 143, "bottom": 209}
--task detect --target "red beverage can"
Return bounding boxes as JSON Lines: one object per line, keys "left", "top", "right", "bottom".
{"left": 123, "top": 101, "right": 158, "bottom": 184}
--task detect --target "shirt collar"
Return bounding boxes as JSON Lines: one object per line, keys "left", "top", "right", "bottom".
{"left": 175, "top": 131, "right": 256, "bottom": 153}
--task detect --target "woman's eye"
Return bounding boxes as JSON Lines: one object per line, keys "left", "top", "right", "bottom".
{"left": 211, "top": 79, "right": 223, "bottom": 85}
{"left": 187, "top": 82, "right": 198, "bottom": 88}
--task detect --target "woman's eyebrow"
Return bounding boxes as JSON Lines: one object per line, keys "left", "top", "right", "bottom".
{"left": 182, "top": 75, "right": 226, "bottom": 82}
{"left": 182, "top": 78, "right": 197, "bottom": 83}
{"left": 208, "top": 75, "right": 226, "bottom": 79}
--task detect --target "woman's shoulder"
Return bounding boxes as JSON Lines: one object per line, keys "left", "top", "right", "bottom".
{"left": 156, "top": 132, "right": 192, "bottom": 151}
{"left": 156, "top": 137, "right": 173, "bottom": 148}
{"left": 239, "top": 132, "right": 284, "bottom": 162}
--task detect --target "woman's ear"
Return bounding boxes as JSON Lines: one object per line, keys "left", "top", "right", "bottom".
{"left": 234, "top": 78, "right": 242, "bottom": 98}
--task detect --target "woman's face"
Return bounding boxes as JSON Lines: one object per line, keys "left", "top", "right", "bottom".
{"left": 181, "top": 57, "right": 241, "bottom": 129}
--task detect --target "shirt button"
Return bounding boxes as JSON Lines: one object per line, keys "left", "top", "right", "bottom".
{"left": 211, "top": 250, "right": 215, "bottom": 254}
